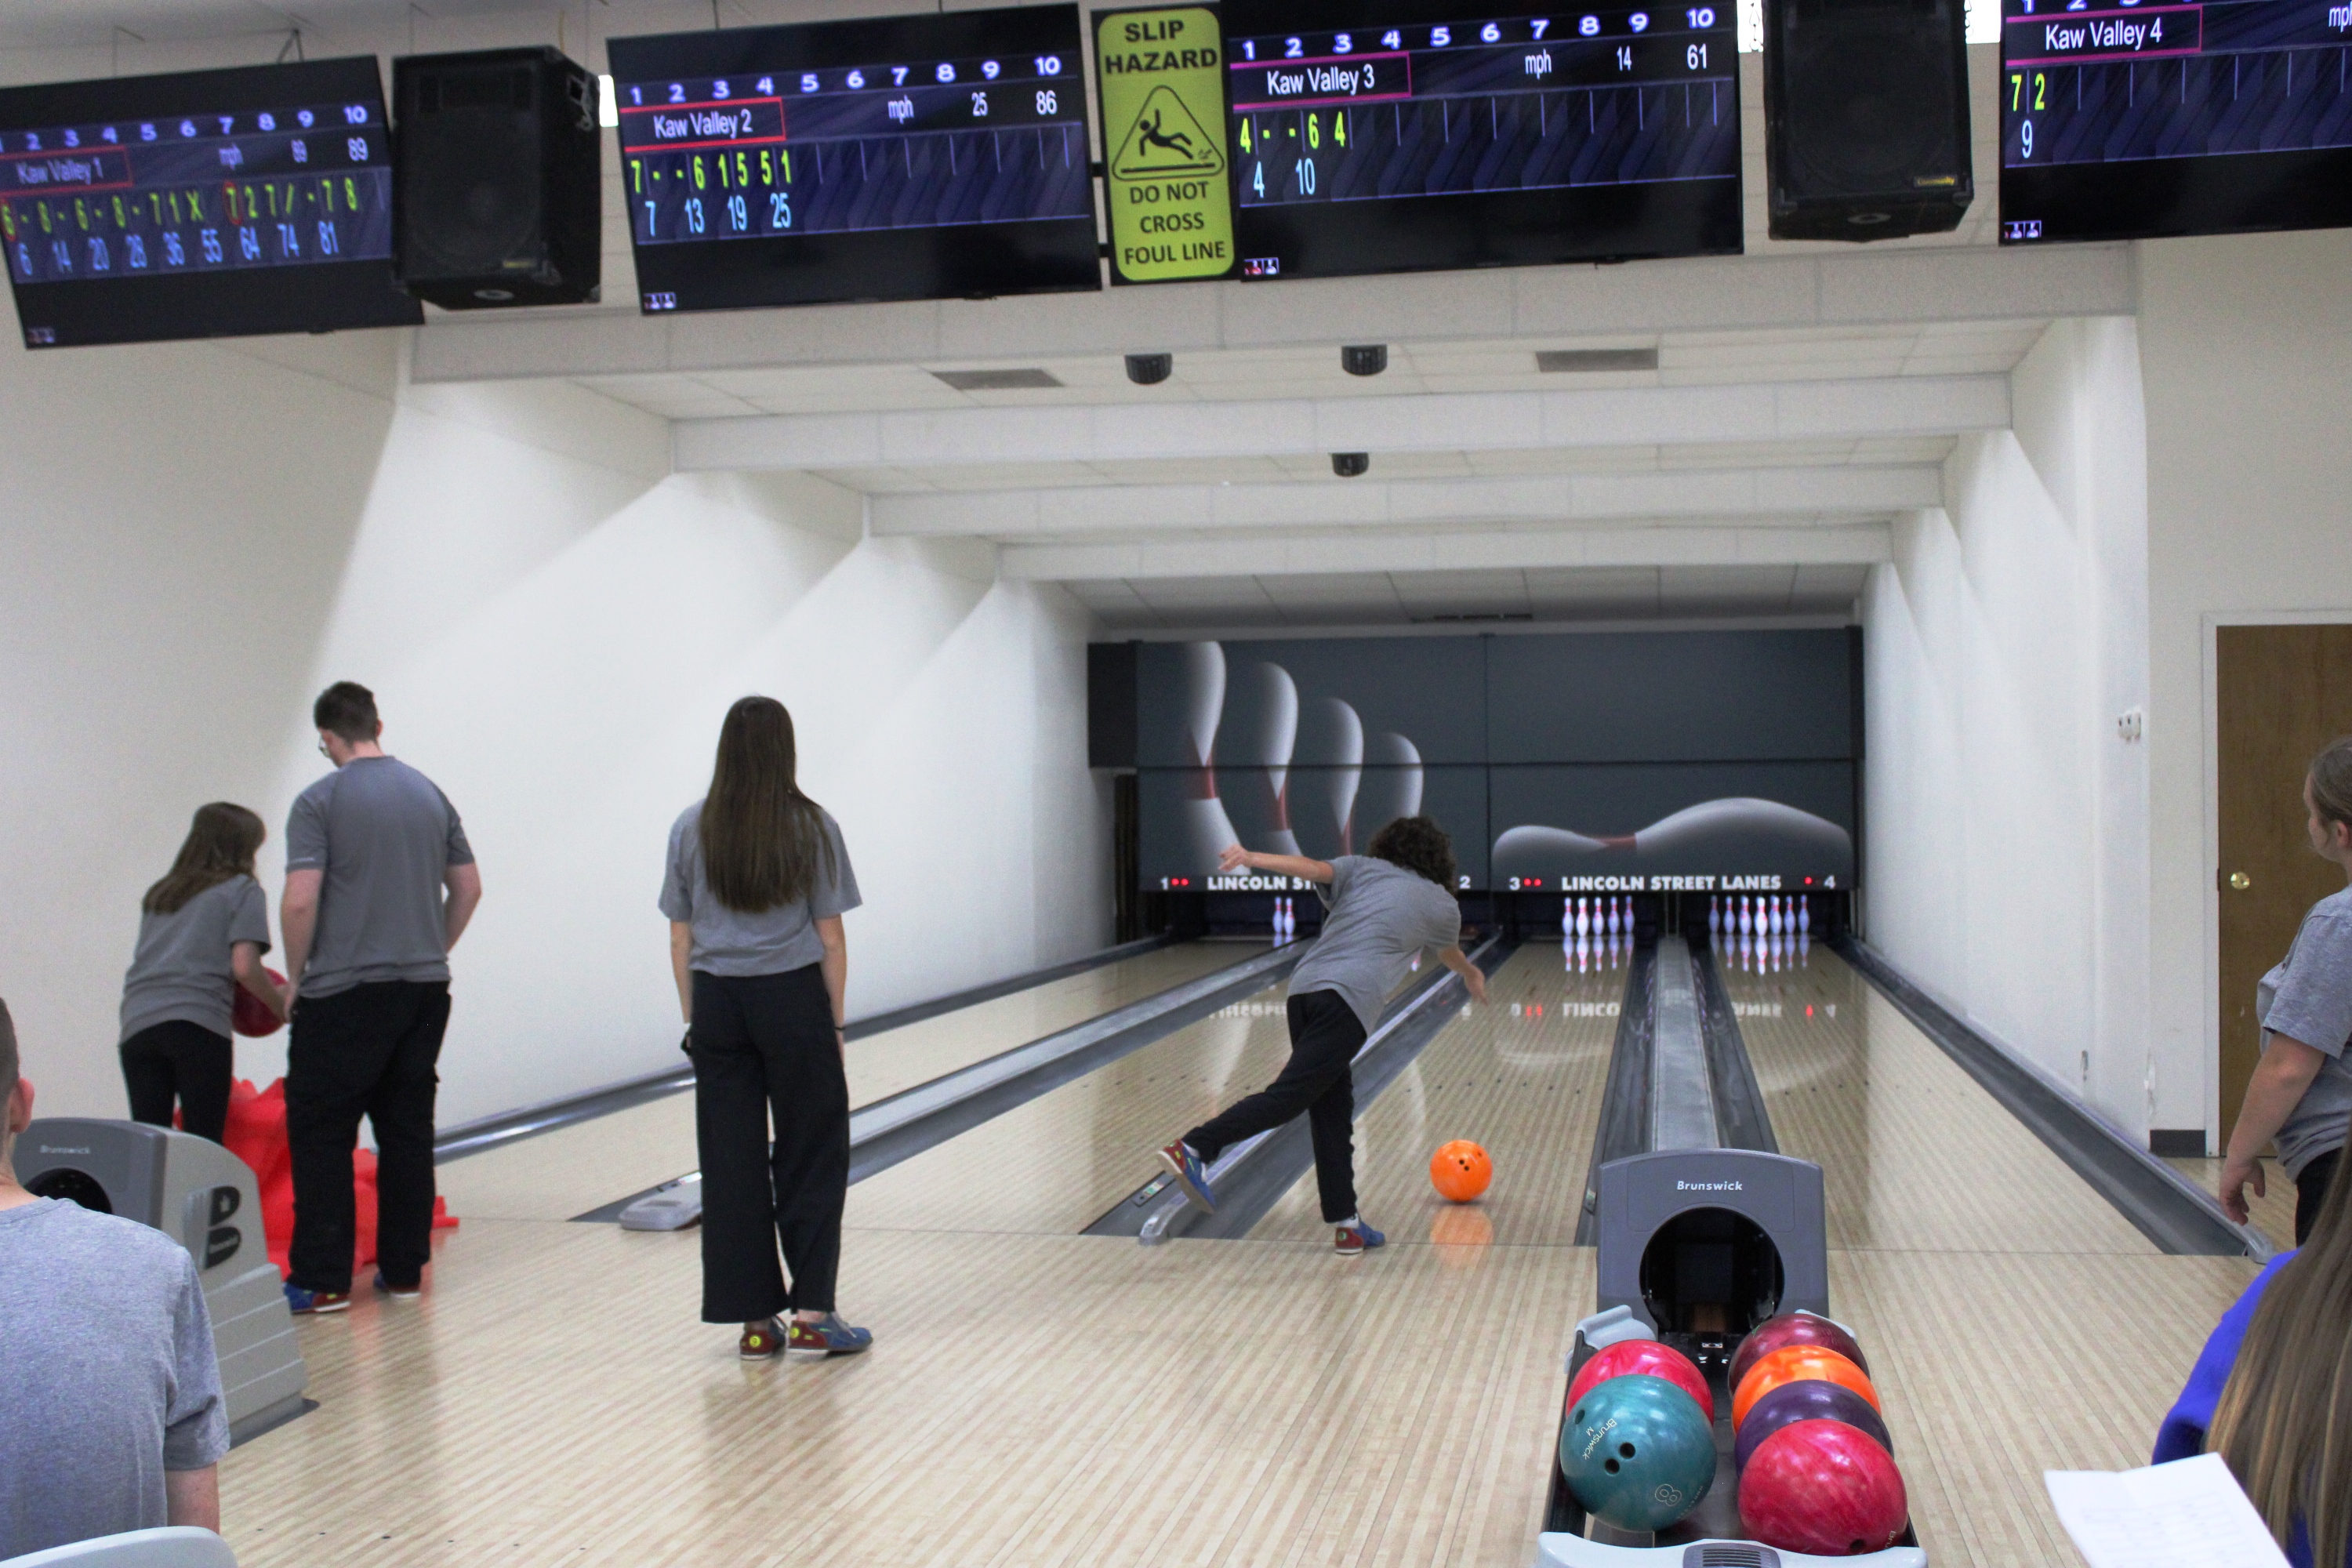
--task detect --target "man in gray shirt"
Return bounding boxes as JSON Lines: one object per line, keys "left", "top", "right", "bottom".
{"left": 281, "top": 681, "right": 482, "bottom": 1312}
{"left": 1157, "top": 816, "right": 1486, "bottom": 1255}
{"left": 0, "top": 997, "right": 231, "bottom": 1558}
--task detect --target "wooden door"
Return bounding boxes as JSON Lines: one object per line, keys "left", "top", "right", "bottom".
{"left": 2215, "top": 625, "right": 2352, "bottom": 1138}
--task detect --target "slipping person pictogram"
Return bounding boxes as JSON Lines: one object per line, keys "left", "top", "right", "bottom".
{"left": 1111, "top": 84, "right": 1225, "bottom": 179}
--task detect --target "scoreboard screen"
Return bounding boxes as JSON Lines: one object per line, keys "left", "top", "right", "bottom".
{"left": 1222, "top": 0, "right": 1742, "bottom": 279}
{"left": 0, "top": 56, "right": 419, "bottom": 349}
{"left": 606, "top": 5, "right": 1102, "bottom": 312}
{"left": 2000, "top": 0, "right": 2352, "bottom": 242}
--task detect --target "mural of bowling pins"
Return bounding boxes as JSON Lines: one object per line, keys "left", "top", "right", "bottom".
{"left": 1321, "top": 697, "right": 1364, "bottom": 855}
{"left": 1179, "top": 641, "right": 1242, "bottom": 866}
{"left": 1251, "top": 662, "right": 1303, "bottom": 856}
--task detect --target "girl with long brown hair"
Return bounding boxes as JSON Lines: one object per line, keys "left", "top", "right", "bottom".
{"left": 120, "top": 803, "right": 289, "bottom": 1142}
{"left": 2156, "top": 1150, "right": 2352, "bottom": 1568}
{"left": 659, "top": 697, "right": 871, "bottom": 1359}
{"left": 2220, "top": 735, "right": 2352, "bottom": 1245}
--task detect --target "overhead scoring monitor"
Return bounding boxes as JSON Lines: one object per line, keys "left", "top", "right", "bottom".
{"left": 605, "top": 5, "right": 1102, "bottom": 312}
{"left": 1222, "top": 0, "right": 1742, "bottom": 279}
{"left": 0, "top": 56, "right": 419, "bottom": 349}
{"left": 1999, "top": 0, "right": 2352, "bottom": 242}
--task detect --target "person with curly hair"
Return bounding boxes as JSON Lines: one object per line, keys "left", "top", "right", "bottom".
{"left": 1156, "top": 815, "right": 1486, "bottom": 1255}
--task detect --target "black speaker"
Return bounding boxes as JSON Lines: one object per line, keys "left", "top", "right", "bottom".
{"left": 394, "top": 47, "right": 600, "bottom": 307}
{"left": 1764, "top": 0, "right": 1973, "bottom": 241}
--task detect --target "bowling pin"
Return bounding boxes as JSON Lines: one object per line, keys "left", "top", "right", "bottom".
{"left": 1708, "top": 895, "right": 1721, "bottom": 932}
{"left": 1797, "top": 897, "right": 1812, "bottom": 934}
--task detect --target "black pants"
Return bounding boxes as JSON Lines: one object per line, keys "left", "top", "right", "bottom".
{"left": 285, "top": 981, "right": 450, "bottom": 1294}
{"left": 691, "top": 966, "right": 848, "bottom": 1323}
{"left": 2296, "top": 1147, "right": 2342, "bottom": 1247}
{"left": 122, "top": 1021, "right": 234, "bottom": 1144}
{"left": 1184, "top": 989, "right": 1367, "bottom": 1224}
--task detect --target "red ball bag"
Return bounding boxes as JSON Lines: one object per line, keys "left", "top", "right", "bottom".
{"left": 219, "top": 1077, "right": 458, "bottom": 1280}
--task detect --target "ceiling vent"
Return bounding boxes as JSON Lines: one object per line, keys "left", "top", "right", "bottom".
{"left": 932, "top": 368, "right": 1063, "bottom": 390}
{"left": 1535, "top": 347, "right": 1660, "bottom": 373}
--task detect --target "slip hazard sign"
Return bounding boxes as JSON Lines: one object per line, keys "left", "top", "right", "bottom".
{"left": 1093, "top": 5, "right": 1236, "bottom": 284}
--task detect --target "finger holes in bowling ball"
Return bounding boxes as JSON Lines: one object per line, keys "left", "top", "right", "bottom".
{"left": 1637, "top": 1205, "right": 1784, "bottom": 1336}
{"left": 1619, "top": 1443, "right": 1636, "bottom": 1458}
{"left": 1603, "top": 1459, "right": 1620, "bottom": 1474}
{"left": 27, "top": 1167, "right": 112, "bottom": 1213}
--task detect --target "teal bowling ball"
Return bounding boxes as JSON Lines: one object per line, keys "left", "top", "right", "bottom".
{"left": 1559, "top": 1373, "right": 1717, "bottom": 1532}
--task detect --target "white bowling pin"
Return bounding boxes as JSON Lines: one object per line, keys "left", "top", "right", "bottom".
{"left": 1708, "top": 895, "right": 1721, "bottom": 931}
{"left": 1797, "top": 897, "right": 1812, "bottom": 933}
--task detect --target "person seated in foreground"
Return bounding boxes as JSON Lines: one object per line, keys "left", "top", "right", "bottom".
{"left": 2155, "top": 1148, "right": 2351, "bottom": 1568}
{"left": 0, "top": 996, "right": 230, "bottom": 1559}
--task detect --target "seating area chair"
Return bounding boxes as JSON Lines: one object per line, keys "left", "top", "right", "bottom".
{"left": 0, "top": 1529, "right": 237, "bottom": 1568}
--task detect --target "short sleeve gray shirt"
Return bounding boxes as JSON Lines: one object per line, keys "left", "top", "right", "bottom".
{"left": 659, "top": 801, "right": 861, "bottom": 977}
{"left": 120, "top": 875, "right": 271, "bottom": 1044}
{"left": 1287, "top": 855, "right": 1463, "bottom": 1032}
{"left": 286, "top": 756, "right": 474, "bottom": 998}
{"left": 0, "top": 1199, "right": 230, "bottom": 1559}
{"left": 2258, "top": 884, "right": 2352, "bottom": 1177}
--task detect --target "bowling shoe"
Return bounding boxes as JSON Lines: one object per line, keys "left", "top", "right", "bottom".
{"left": 788, "top": 1312, "right": 874, "bottom": 1358}
{"left": 284, "top": 1283, "right": 350, "bottom": 1315}
{"left": 1334, "top": 1221, "right": 1386, "bottom": 1256}
{"left": 372, "top": 1272, "right": 421, "bottom": 1300}
{"left": 740, "top": 1318, "right": 787, "bottom": 1360}
{"left": 1158, "top": 1141, "right": 1217, "bottom": 1212}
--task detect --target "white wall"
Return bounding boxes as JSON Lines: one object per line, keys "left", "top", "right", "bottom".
{"left": 0, "top": 329, "right": 1109, "bottom": 1128}
{"left": 2137, "top": 229, "right": 2352, "bottom": 1141}
{"left": 1861, "top": 317, "right": 2151, "bottom": 1134}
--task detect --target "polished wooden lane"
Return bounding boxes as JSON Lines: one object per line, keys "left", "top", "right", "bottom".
{"left": 843, "top": 989, "right": 1301, "bottom": 1234}
{"left": 1717, "top": 942, "right": 2158, "bottom": 1256}
{"left": 1254, "top": 941, "right": 1629, "bottom": 1246}
{"left": 437, "top": 941, "right": 1267, "bottom": 1222}
{"left": 216, "top": 1221, "right": 1587, "bottom": 1568}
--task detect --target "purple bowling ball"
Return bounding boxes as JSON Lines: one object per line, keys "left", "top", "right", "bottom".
{"left": 1733, "top": 1378, "right": 1894, "bottom": 1472}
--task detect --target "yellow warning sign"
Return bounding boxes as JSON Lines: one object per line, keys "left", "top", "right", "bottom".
{"left": 1093, "top": 6, "right": 1235, "bottom": 284}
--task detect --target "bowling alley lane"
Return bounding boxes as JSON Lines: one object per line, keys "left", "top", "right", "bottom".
{"left": 1250, "top": 941, "right": 1630, "bottom": 1247}
{"left": 840, "top": 980, "right": 1304, "bottom": 1234}
{"left": 437, "top": 939, "right": 1269, "bottom": 1222}
{"left": 1713, "top": 942, "right": 2159, "bottom": 1255}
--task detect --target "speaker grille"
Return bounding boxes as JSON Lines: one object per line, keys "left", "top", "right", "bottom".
{"left": 1784, "top": 8, "right": 1954, "bottom": 191}
{"left": 402, "top": 66, "right": 543, "bottom": 279}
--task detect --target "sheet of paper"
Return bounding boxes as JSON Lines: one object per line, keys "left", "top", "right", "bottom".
{"left": 2045, "top": 1453, "right": 2291, "bottom": 1568}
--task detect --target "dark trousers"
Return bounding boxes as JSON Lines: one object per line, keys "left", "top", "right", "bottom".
{"left": 691, "top": 966, "right": 848, "bottom": 1323}
{"left": 122, "top": 1021, "right": 233, "bottom": 1144}
{"left": 285, "top": 981, "right": 450, "bottom": 1294}
{"left": 1184, "top": 989, "right": 1368, "bottom": 1224}
{"left": 2296, "top": 1147, "right": 2342, "bottom": 1247}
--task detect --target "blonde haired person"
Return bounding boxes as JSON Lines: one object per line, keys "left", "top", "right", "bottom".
{"left": 120, "top": 803, "right": 288, "bottom": 1143}
{"left": 2155, "top": 1151, "right": 2351, "bottom": 1568}
{"left": 662, "top": 697, "right": 869, "bottom": 1360}
{"left": 2220, "top": 735, "right": 2352, "bottom": 1245}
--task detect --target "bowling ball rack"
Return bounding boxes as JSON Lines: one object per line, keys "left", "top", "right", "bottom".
{"left": 1534, "top": 1148, "right": 1926, "bottom": 1567}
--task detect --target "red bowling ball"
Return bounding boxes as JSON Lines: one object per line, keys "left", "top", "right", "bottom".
{"left": 1564, "top": 1338, "right": 1716, "bottom": 1424}
{"left": 1739, "top": 1419, "right": 1909, "bottom": 1557}
{"left": 1729, "top": 1310, "right": 1871, "bottom": 1389}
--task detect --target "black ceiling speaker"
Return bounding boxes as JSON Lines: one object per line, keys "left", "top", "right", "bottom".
{"left": 394, "top": 47, "right": 600, "bottom": 308}
{"left": 1764, "top": 0, "right": 1972, "bottom": 241}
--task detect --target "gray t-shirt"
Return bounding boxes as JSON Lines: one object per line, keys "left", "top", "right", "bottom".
{"left": 660, "top": 801, "right": 861, "bottom": 977}
{"left": 1289, "top": 855, "right": 1464, "bottom": 1032}
{"left": 286, "top": 756, "right": 474, "bottom": 999}
{"left": 2258, "top": 884, "right": 2352, "bottom": 1177}
{"left": 120, "top": 875, "right": 271, "bottom": 1044}
{"left": 0, "top": 1198, "right": 230, "bottom": 1559}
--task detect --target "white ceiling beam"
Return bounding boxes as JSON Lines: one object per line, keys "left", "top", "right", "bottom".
{"left": 869, "top": 466, "right": 1941, "bottom": 538}
{"left": 409, "top": 243, "right": 2129, "bottom": 386}
{"left": 673, "top": 375, "right": 2005, "bottom": 472}
{"left": 1000, "top": 522, "right": 1895, "bottom": 581}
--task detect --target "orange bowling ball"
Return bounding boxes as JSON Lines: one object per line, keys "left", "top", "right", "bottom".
{"left": 1429, "top": 1140, "right": 1493, "bottom": 1202}
{"left": 1733, "top": 1345, "right": 1879, "bottom": 1429}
